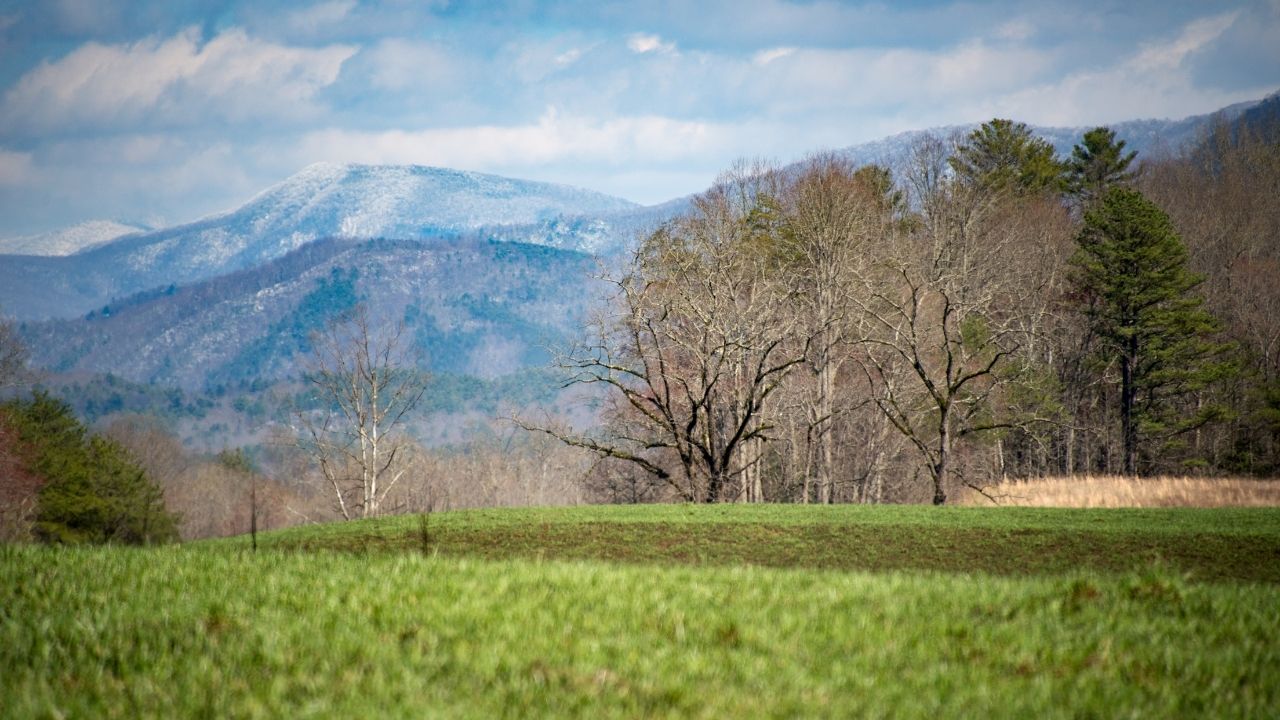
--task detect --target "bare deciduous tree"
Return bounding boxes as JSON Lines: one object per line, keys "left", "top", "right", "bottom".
{"left": 0, "top": 311, "right": 30, "bottom": 390}
{"left": 523, "top": 168, "right": 808, "bottom": 502}
{"left": 852, "top": 136, "right": 1062, "bottom": 503}
{"left": 775, "top": 154, "right": 900, "bottom": 502}
{"left": 292, "top": 304, "right": 428, "bottom": 519}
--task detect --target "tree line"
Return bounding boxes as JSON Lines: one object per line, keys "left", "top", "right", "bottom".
{"left": 534, "top": 116, "right": 1280, "bottom": 504}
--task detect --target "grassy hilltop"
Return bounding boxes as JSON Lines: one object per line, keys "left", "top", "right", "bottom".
{"left": 4, "top": 504, "right": 1280, "bottom": 718}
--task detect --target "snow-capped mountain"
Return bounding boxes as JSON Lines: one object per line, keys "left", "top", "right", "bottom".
{"left": 0, "top": 164, "right": 643, "bottom": 320}
{"left": 0, "top": 220, "right": 147, "bottom": 256}
{"left": 223, "top": 162, "right": 639, "bottom": 252}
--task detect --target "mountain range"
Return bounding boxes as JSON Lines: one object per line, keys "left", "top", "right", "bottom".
{"left": 2, "top": 94, "right": 1274, "bottom": 443}
{"left": 4, "top": 97, "right": 1270, "bottom": 324}
{"left": 0, "top": 164, "right": 641, "bottom": 321}
{"left": 22, "top": 237, "right": 600, "bottom": 388}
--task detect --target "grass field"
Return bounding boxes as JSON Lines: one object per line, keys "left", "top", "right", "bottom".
{"left": 250, "top": 504, "right": 1280, "bottom": 584}
{"left": 4, "top": 504, "right": 1280, "bottom": 718}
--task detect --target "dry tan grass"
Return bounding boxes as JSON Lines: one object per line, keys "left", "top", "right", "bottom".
{"left": 958, "top": 474, "right": 1280, "bottom": 508}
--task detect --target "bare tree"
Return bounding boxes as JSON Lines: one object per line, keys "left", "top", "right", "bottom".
{"left": 523, "top": 169, "right": 808, "bottom": 502}
{"left": 852, "top": 136, "right": 1062, "bottom": 503}
{"left": 0, "top": 311, "right": 31, "bottom": 391}
{"left": 0, "top": 415, "right": 40, "bottom": 541}
{"left": 292, "top": 304, "right": 428, "bottom": 520}
{"left": 775, "top": 154, "right": 901, "bottom": 502}
{"left": 101, "top": 414, "right": 191, "bottom": 488}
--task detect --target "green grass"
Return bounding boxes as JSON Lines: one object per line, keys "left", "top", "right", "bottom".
{"left": 246, "top": 504, "right": 1280, "bottom": 585}
{"left": 4, "top": 504, "right": 1280, "bottom": 718}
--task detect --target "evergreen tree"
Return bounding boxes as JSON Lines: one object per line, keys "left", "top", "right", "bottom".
{"left": 950, "top": 118, "right": 1063, "bottom": 194}
{"left": 2, "top": 392, "right": 177, "bottom": 544}
{"left": 1066, "top": 126, "right": 1138, "bottom": 204}
{"left": 1071, "top": 187, "right": 1235, "bottom": 474}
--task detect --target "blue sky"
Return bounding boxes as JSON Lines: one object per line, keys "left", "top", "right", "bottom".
{"left": 0, "top": 0, "right": 1277, "bottom": 236}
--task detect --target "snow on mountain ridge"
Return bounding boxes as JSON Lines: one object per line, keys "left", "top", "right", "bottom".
{"left": 0, "top": 163, "right": 649, "bottom": 321}
{"left": 225, "top": 162, "right": 641, "bottom": 234}
{"left": 0, "top": 220, "right": 147, "bottom": 256}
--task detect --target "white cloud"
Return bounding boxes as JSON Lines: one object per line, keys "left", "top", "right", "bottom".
{"left": 0, "top": 27, "right": 357, "bottom": 134}
{"left": 2, "top": 1, "right": 1275, "bottom": 233}
{"left": 627, "top": 33, "right": 676, "bottom": 55}
{"left": 733, "top": 41, "right": 1052, "bottom": 120}
{"left": 752, "top": 47, "right": 795, "bottom": 66}
{"left": 980, "top": 10, "right": 1261, "bottom": 126}
{"left": 1130, "top": 11, "right": 1238, "bottom": 73}
{"left": 994, "top": 19, "right": 1035, "bottom": 42}
{"left": 294, "top": 108, "right": 723, "bottom": 171}
{"left": 0, "top": 149, "right": 32, "bottom": 185}
{"left": 363, "top": 38, "right": 459, "bottom": 92}
{"left": 554, "top": 48, "right": 584, "bottom": 68}
{"left": 284, "top": 0, "right": 357, "bottom": 36}
{"left": 500, "top": 36, "right": 596, "bottom": 84}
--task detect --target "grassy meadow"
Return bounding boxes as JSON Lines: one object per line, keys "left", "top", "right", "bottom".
{"left": 4, "top": 504, "right": 1280, "bottom": 717}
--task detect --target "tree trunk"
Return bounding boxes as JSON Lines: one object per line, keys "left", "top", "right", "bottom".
{"left": 932, "top": 408, "right": 951, "bottom": 505}
{"left": 706, "top": 462, "right": 724, "bottom": 503}
{"left": 1066, "top": 425, "right": 1075, "bottom": 475}
{"left": 1121, "top": 341, "right": 1137, "bottom": 476}
{"left": 818, "top": 358, "right": 836, "bottom": 504}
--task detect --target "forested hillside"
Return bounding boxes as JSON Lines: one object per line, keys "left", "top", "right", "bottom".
{"left": 22, "top": 237, "right": 600, "bottom": 387}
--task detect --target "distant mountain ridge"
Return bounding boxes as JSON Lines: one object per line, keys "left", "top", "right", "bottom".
{"left": 0, "top": 164, "right": 640, "bottom": 320}
{"left": 832, "top": 98, "right": 1266, "bottom": 177}
{"left": 229, "top": 162, "right": 639, "bottom": 241}
{"left": 22, "top": 237, "right": 601, "bottom": 389}
{"left": 5, "top": 93, "right": 1274, "bottom": 450}
{"left": 0, "top": 220, "right": 148, "bottom": 257}
{"left": 1, "top": 94, "right": 1272, "bottom": 324}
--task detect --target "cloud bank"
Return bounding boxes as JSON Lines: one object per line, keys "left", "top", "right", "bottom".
{"left": 0, "top": 0, "right": 1275, "bottom": 235}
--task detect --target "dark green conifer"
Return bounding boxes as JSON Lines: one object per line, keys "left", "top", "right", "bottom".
{"left": 1066, "top": 126, "right": 1138, "bottom": 204}
{"left": 2, "top": 391, "right": 178, "bottom": 544}
{"left": 950, "top": 118, "right": 1063, "bottom": 194}
{"left": 1071, "top": 187, "right": 1236, "bottom": 474}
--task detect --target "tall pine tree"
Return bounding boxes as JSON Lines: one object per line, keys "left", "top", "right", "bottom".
{"left": 1071, "top": 187, "right": 1235, "bottom": 474}
{"left": 950, "top": 118, "right": 1063, "bottom": 195}
{"left": 1066, "top": 126, "right": 1137, "bottom": 205}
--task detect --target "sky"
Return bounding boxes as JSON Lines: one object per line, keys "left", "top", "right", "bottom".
{"left": 0, "top": 0, "right": 1277, "bottom": 236}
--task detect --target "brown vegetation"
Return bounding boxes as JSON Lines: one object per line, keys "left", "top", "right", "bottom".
{"left": 0, "top": 416, "right": 41, "bottom": 541}
{"left": 957, "top": 474, "right": 1280, "bottom": 508}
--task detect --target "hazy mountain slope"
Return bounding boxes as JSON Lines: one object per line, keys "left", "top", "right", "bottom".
{"left": 22, "top": 237, "right": 601, "bottom": 390}
{"left": 0, "top": 164, "right": 636, "bottom": 321}
{"left": 0, "top": 220, "right": 147, "bottom": 256}
{"left": 1233, "top": 91, "right": 1280, "bottom": 143}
